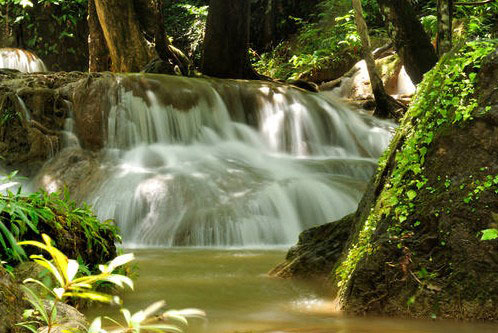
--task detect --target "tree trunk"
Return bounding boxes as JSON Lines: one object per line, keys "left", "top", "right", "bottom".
{"left": 88, "top": 0, "right": 109, "bottom": 72}
{"left": 202, "top": 0, "right": 259, "bottom": 79}
{"left": 262, "top": 0, "right": 277, "bottom": 50}
{"left": 377, "top": 0, "right": 438, "bottom": 84}
{"left": 94, "top": 0, "right": 155, "bottom": 72}
{"left": 352, "top": 0, "right": 398, "bottom": 118}
{"left": 437, "top": 0, "right": 453, "bottom": 57}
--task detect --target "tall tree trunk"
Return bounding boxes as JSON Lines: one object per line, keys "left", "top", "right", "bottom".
{"left": 88, "top": 0, "right": 109, "bottom": 72}
{"left": 437, "top": 0, "right": 453, "bottom": 57}
{"left": 377, "top": 0, "right": 438, "bottom": 84}
{"left": 94, "top": 0, "right": 155, "bottom": 72}
{"left": 352, "top": 0, "right": 398, "bottom": 118}
{"left": 202, "top": 0, "right": 259, "bottom": 79}
{"left": 262, "top": 0, "right": 277, "bottom": 50}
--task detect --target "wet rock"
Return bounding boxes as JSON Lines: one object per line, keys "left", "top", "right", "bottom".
{"left": 269, "top": 214, "right": 353, "bottom": 279}
{"left": 34, "top": 148, "right": 104, "bottom": 200}
{"left": 0, "top": 71, "right": 88, "bottom": 176}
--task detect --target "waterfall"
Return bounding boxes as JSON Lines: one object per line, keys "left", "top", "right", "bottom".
{"left": 40, "top": 74, "right": 394, "bottom": 247}
{"left": 0, "top": 48, "right": 47, "bottom": 73}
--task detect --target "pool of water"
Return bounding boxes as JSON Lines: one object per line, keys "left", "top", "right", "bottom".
{"left": 84, "top": 249, "right": 498, "bottom": 333}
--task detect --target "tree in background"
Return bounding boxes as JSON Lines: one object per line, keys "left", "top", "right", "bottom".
{"left": 201, "top": 0, "right": 259, "bottom": 79}
{"left": 437, "top": 0, "right": 453, "bottom": 57}
{"left": 88, "top": 0, "right": 190, "bottom": 73}
{"left": 377, "top": 0, "right": 438, "bottom": 84}
{"left": 352, "top": 0, "right": 403, "bottom": 118}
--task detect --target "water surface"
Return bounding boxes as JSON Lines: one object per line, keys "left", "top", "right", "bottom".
{"left": 84, "top": 249, "right": 498, "bottom": 333}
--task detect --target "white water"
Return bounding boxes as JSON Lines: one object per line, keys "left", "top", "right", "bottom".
{"left": 0, "top": 48, "right": 47, "bottom": 72}
{"left": 41, "top": 75, "right": 394, "bottom": 247}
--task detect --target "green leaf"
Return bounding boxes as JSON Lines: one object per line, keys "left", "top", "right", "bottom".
{"left": 481, "top": 229, "right": 498, "bottom": 241}
{"left": 406, "top": 190, "right": 417, "bottom": 201}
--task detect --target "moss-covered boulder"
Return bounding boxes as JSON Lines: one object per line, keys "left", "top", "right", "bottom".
{"left": 273, "top": 41, "right": 498, "bottom": 320}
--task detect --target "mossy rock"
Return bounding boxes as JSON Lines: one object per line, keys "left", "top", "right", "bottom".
{"left": 337, "top": 42, "right": 498, "bottom": 320}
{"left": 0, "top": 266, "right": 26, "bottom": 333}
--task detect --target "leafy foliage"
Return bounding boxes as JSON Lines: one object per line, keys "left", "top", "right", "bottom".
{"left": 89, "top": 301, "right": 206, "bottom": 333}
{"left": 0, "top": 172, "right": 119, "bottom": 267}
{"left": 0, "top": 0, "right": 87, "bottom": 57}
{"left": 163, "top": 0, "right": 208, "bottom": 66}
{"left": 419, "top": 0, "right": 498, "bottom": 39}
{"left": 15, "top": 236, "right": 205, "bottom": 333}
{"left": 481, "top": 228, "right": 498, "bottom": 241}
{"left": 16, "top": 234, "right": 133, "bottom": 332}
{"left": 253, "top": 0, "right": 385, "bottom": 81}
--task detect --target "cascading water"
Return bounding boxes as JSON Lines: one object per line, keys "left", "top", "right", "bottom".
{"left": 41, "top": 74, "right": 393, "bottom": 248}
{"left": 0, "top": 48, "right": 47, "bottom": 72}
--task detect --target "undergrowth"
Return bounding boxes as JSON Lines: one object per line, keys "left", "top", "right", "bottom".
{"left": 0, "top": 173, "right": 119, "bottom": 269}
{"left": 252, "top": 0, "right": 384, "bottom": 81}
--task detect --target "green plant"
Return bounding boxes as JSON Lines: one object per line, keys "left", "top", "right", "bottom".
{"left": 16, "top": 234, "right": 134, "bottom": 333}
{"left": 162, "top": 1, "right": 208, "bottom": 65}
{"left": 253, "top": 0, "right": 386, "bottom": 80}
{"left": 0, "top": 0, "right": 88, "bottom": 58}
{"left": 481, "top": 229, "right": 498, "bottom": 241}
{"left": 88, "top": 301, "right": 206, "bottom": 333}
{"left": 0, "top": 174, "right": 119, "bottom": 265}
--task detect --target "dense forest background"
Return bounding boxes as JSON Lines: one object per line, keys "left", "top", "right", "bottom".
{"left": 1, "top": 0, "right": 496, "bottom": 79}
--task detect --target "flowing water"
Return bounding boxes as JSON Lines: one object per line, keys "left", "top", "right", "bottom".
{"left": 0, "top": 48, "right": 47, "bottom": 72}
{"left": 45, "top": 74, "right": 394, "bottom": 247}
{"left": 84, "top": 249, "right": 498, "bottom": 333}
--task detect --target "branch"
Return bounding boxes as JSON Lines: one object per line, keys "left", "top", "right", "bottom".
{"left": 454, "top": 0, "right": 495, "bottom": 6}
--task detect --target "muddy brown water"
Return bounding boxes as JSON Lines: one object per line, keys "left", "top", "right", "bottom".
{"left": 84, "top": 249, "right": 498, "bottom": 332}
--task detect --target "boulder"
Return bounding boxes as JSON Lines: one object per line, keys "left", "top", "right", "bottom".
{"left": 269, "top": 214, "right": 353, "bottom": 279}
{"left": 0, "top": 266, "right": 26, "bottom": 333}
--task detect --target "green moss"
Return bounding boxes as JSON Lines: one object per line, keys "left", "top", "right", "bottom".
{"left": 334, "top": 39, "right": 497, "bottom": 294}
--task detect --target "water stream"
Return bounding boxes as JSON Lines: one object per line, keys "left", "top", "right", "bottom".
{"left": 54, "top": 74, "right": 395, "bottom": 247}
{"left": 0, "top": 48, "right": 47, "bottom": 72}
{"left": 84, "top": 249, "right": 498, "bottom": 333}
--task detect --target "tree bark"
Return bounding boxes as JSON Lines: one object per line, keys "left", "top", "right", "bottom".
{"left": 437, "top": 0, "right": 453, "bottom": 57}
{"left": 262, "top": 0, "right": 277, "bottom": 50}
{"left": 94, "top": 0, "right": 155, "bottom": 72}
{"left": 88, "top": 0, "right": 109, "bottom": 72}
{"left": 202, "top": 0, "right": 259, "bottom": 79}
{"left": 377, "top": 0, "right": 438, "bottom": 84}
{"left": 352, "top": 0, "right": 399, "bottom": 119}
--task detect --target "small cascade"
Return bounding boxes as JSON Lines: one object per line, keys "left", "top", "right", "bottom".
{"left": 393, "top": 66, "right": 416, "bottom": 96}
{"left": 61, "top": 101, "right": 81, "bottom": 148}
{"left": 15, "top": 95, "right": 31, "bottom": 121}
{"left": 0, "top": 48, "right": 47, "bottom": 73}
{"left": 42, "top": 74, "right": 394, "bottom": 247}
